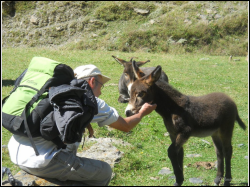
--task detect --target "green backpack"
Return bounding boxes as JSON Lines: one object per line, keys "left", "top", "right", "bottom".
{"left": 2, "top": 57, "right": 75, "bottom": 155}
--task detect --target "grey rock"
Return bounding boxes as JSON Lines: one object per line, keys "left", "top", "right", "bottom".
{"left": 2, "top": 138, "right": 130, "bottom": 186}
{"left": 30, "top": 15, "right": 39, "bottom": 25}
{"left": 134, "top": 8, "right": 149, "bottom": 15}
{"left": 214, "top": 14, "right": 222, "bottom": 19}
{"left": 189, "top": 177, "right": 203, "bottom": 184}
{"left": 164, "top": 132, "right": 169, "bottom": 136}
{"left": 168, "top": 175, "right": 176, "bottom": 179}
{"left": 176, "top": 38, "right": 187, "bottom": 44}
{"left": 2, "top": 170, "right": 86, "bottom": 186}
{"left": 186, "top": 154, "right": 202, "bottom": 158}
{"left": 237, "top": 144, "right": 244, "bottom": 147}
{"left": 158, "top": 167, "right": 173, "bottom": 175}
{"left": 150, "top": 176, "right": 159, "bottom": 180}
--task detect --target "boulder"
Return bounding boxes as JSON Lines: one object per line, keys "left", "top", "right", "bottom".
{"left": 2, "top": 138, "right": 130, "bottom": 186}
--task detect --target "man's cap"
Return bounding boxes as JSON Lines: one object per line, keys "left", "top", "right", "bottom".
{"left": 73, "top": 64, "right": 111, "bottom": 84}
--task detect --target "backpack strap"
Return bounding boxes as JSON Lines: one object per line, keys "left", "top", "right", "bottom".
{"left": 21, "top": 94, "right": 40, "bottom": 156}
{"left": 52, "top": 137, "right": 67, "bottom": 149}
{"left": 21, "top": 79, "right": 54, "bottom": 156}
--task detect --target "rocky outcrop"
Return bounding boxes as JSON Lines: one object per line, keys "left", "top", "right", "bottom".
{"left": 2, "top": 137, "right": 131, "bottom": 186}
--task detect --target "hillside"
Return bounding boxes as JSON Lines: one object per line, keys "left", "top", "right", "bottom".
{"left": 2, "top": 1, "right": 248, "bottom": 56}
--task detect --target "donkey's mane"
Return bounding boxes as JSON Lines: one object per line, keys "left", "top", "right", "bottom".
{"left": 153, "top": 79, "right": 188, "bottom": 114}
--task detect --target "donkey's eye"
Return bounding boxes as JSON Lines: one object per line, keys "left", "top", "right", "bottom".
{"left": 137, "top": 92, "right": 145, "bottom": 98}
{"left": 124, "top": 73, "right": 128, "bottom": 77}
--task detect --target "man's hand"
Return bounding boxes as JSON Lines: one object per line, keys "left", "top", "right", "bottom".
{"left": 138, "top": 103, "right": 157, "bottom": 117}
{"left": 86, "top": 124, "right": 95, "bottom": 138}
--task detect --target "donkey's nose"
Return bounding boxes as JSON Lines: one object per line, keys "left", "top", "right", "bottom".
{"left": 125, "top": 110, "right": 133, "bottom": 117}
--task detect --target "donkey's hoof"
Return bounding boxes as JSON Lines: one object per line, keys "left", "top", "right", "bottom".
{"left": 214, "top": 177, "right": 222, "bottom": 185}
{"left": 223, "top": 178, "right": 232, "bottom": 186}
{"left": 173, "top": 182, "right": 182, "bottom": 186}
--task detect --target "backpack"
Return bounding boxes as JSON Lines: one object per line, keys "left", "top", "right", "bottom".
{"left": 2, "top": 57, "right": 98, "bottom": 156}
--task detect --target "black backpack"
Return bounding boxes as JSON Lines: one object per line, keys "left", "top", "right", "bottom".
{"left": 2, "top": 57, "right": 98, "bottom": 156}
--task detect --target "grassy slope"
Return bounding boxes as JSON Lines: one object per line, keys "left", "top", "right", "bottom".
{"left": 2, "top": 48, "right": 248, "bottom": 185}
{"left": 2, "top": 1, "right": 248, "bottom": 56}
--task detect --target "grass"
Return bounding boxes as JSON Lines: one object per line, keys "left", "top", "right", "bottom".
{"left": 1, "top": 47, "right": 248, "bottom": 185}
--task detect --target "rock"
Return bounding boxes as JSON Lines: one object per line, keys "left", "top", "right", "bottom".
{"left": 176, "top": 38, "right": 187, "bottom": 44}
{"left": 30, "top": 15, "right": 39, "bottom": 25}
{"left": 134, "top": 8, "right": 149, "bottom": 15}
{"left": 214, "top": 160, "right": 217, "bottom": 168}
{"left": 168, "top": 175, "right": 176, "bottom": 179}
{"left": 77, "top": 138, "right": 125, "bottom": 168}
{"left": 2, "top": 170, "right": 86, "bottom": 186}
{"left": 164, "top": 132, "right": 169, "bottom": 136}
{"left": 149, "top": 19, "right": 155, "bottom": 24}
{"left": 92, "top": 33, "right": 98, "bottom": 37}
{"left": 214, "top": 14, "right": 222, "bottom": 19}
{"left": 150, "top": 176, "right": 159, "bottom": 180}
{"left": 167, "top": 37, "right": 176, "bottom": 45}
{"left": 2, "top": 138, "right": 130, "bottom": 186}
{"left": 189, "top": 177, "right": 203, "bottom": 184}
{"left": 56, "top": 26, "right": 63, "bottom": 31}
{"left": 186, "top": 154, "right": 202, "bottom": 158}
{"left": 206, "top": 9, "right": 213, "bottom": 14}
{"left": 158, "top": 167, "right": 173, "bottom": 175}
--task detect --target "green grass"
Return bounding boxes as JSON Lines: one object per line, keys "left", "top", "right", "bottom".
{"left": 2, "top": 47, "right": 248, "bottom": 185}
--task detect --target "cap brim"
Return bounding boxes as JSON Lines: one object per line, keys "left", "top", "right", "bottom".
{"left": 101, "top": 75, "right": 111, "bottom": 84}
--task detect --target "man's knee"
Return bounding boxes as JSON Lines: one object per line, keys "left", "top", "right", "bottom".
{"left": 101, "top": 161, "right": 113, "bottom": 180}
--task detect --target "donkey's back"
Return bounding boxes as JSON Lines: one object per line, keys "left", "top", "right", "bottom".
{"left": 186, "top": 92, "right": 246, "bottom": 137}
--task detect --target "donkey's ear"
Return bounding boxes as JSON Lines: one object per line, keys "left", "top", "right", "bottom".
{"left": 136, "top": 60, "right": 150, "bottom": 67}
{"left": 145, "top": 66, "right": 162, "bottom": 86}
{"left": 132, "top": 60, "right": 145, "bottom": 79}
{"left": 112, "top": 55, "right": 128, "bottom": 67}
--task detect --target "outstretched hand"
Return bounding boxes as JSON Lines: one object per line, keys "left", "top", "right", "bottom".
{"left": 139, "top": 103, "right": 157, "bottom": 117}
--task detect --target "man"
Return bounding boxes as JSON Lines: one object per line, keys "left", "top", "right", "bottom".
{"left": 8, "top": 64, "right": 157, "bottom": 186}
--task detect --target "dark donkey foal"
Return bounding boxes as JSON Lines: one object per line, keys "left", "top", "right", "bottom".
{"left": 126, "top": 61, "right": 246, "bottom": 186}
{"left": 112, "top": 55, "right": 169, "bottom": 103}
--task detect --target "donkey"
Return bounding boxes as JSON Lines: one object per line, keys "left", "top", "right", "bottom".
{"left": 125, "top": 61, "right": 246, "bottom": 186}
{"left": 112, "top": 55, "right": 169, "bottom": 103}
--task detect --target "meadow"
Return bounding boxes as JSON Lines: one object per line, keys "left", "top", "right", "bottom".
{"left": 2, "top": 48, "right": 248, "bottom": 186}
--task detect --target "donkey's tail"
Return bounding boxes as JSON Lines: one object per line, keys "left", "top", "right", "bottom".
{"left": 236, "top": 114, "right": 246, "bottom": 130}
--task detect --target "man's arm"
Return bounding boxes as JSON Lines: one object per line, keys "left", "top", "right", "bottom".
{"left": 109, "top": 103, "right": 157, "bottom": 132}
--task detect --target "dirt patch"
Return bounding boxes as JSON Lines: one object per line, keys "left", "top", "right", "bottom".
{"left": 187, "top": 161, "right": 215, "bottom": 170}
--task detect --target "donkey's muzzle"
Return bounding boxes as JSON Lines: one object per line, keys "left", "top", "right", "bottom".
{"left": 125, "top": 110, "right": 134, "bottom": 117}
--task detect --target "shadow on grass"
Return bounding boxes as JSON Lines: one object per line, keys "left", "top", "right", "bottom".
{"left": 2, "top": 79, "right": 15, "bottom": 86}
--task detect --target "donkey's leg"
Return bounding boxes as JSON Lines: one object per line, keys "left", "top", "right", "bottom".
{"left": 212, "top": 134, "right": 224, "bottom": 185}
{"left": 221, "top": 132, "right": 233, "bottom": 186}
{"left": 168, "top": 134, "right": 188, "bottom": 186}
{"left": 223, "top": 144, "right": 232, "bottom": 186}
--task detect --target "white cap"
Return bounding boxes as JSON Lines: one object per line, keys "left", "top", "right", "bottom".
{"left": 73, "top": 64, "right": 111, "bottom": 84}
